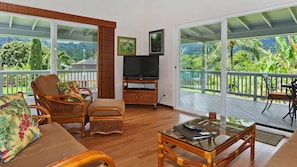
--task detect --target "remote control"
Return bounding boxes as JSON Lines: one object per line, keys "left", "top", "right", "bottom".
{"left": 200, "top": 132, "right": 211, "bottom": 136}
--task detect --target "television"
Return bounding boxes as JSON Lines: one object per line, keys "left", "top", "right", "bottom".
{"left": 123, "top": 55, "right": 159, "bottom": 80}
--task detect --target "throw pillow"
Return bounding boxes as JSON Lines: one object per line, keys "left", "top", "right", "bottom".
{"left": 0, "top": 92, "right": 42, "bottom": 163}
{"left": 57, "top": 81, "right": 83, "bottom": 102}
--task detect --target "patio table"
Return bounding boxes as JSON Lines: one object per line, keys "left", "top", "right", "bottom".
{"left": 281, "top": 82, "right": 297, "bottom": 125}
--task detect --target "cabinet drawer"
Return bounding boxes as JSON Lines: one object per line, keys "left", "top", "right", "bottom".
{"left": 140, "top": 93, "right": 157, "bottom": 104}
{"left": 124, "top": 92, "right": 140, "bottom": 104}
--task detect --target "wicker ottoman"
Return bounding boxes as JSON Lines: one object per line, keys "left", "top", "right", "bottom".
{"left": 88, "top": 99, "right": 125, "bottom": 135}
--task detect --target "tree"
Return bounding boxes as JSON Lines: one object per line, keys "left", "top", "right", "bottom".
{"left": 288, "top": 35, "right": 297, "bottom": 68}
{"left": 233, "top": 50, "right": 261, "bottom": 72}
{"left": 259, "top": 35, "right": 297, "bottom": 73}
{"left": 192, "top": 55, "right": 203, "bottom": 70}
{"left": 180, "top": 54, "right": 194, "bottom": 69}
{"left": 0, "top": 41, "right": 30, "bottom": 68}
{"left": 57, "top": 51, "right": 73, "bottom": 69}
{"left": 228, "top": 39, "right": 262, "bottom": 71}
{"left": 29, "top": 39, "right": 43, "bottom": 70}
{"left": 41, "top": 45, "right": 50, "bottom": 69}
{"left": 205, "top": 41, "right": 221, "bottom": 70}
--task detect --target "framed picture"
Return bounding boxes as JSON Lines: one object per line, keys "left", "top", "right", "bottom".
{"left": 117, "top": 36, "right": 136, "bottom": 56}
{"left": 149, "top": 29, "right": 164, "bottom": 55}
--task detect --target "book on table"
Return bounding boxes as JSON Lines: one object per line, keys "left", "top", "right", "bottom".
{"left": 173, "top": 124, "right": 214, "bottom": 140}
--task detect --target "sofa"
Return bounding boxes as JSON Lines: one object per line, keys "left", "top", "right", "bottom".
{"left": 3, "top": 122, "right": 114, "bottom": 167}
{"left": 0, "top": 93, "right": 114, "bottom": 167}
{"left": 264, "top": 131, "right": 297, "bottom": 167}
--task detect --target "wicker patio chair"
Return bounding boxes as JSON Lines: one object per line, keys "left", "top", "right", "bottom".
{"left": 262, "top": 74, "right": 291, "bottom": 113}
{"left": 31, "top": 74, "right": 93, "bottom": 137}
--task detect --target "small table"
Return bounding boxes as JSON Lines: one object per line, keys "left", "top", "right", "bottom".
{"left": 157, "top": 116, "right": 255, "bottom": 167}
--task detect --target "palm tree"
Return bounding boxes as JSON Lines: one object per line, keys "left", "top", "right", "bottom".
{"left": 228, "top": 39, "right": 262, "bottom": 71}
{"left": 206, "top": 38, "right": 262, "bottom": 71}
{"left": 288, "top": 35, "right": 297, "bottom": 68}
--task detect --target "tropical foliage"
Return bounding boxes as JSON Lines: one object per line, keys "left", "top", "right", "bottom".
{"left": 0, "top": 38, "right": 96, "bottom": 71}
{"left": 180, "top": 35, "right": 297, "bottom": 74}
{"left": 0, "top": 41, "right": 30, "bottom": 69}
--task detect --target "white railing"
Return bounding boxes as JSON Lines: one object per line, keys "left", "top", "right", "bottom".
{"left": 0, "top": 69, "right": 97, "bottom": 96}
{"left": 180, "top": 70, "right": 297, "bottom": 101}
{"left": 2, "top": 69, "right": 297, "bottom": 103}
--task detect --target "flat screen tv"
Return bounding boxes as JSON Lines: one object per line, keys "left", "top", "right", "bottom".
{"left": 123, "top": 55, "right": 159, "bottom": 80}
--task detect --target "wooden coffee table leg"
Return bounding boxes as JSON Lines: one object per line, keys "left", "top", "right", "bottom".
{"left": 157, "top": 133, "right": 164, "bottom": 167}
{"left": 205, "top": 151, "right": 215, "bottom": 167}
{"left": 250, "top": 124, "right": 256, "bottom": 161}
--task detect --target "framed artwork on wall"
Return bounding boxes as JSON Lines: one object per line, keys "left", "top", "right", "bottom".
{"left": 149, "top": 29, "right": 164, "bottom": 55}
{"left": 117, "top": 36, "right": 136, "bottom": 56}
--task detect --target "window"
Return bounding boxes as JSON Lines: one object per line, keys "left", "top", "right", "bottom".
{"left": 0, "top": 2, "right": 116, "bottom": 98}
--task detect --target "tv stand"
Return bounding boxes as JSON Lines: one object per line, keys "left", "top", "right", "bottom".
{"left": 122, "top": 78, "right": 158, "bottom": 109}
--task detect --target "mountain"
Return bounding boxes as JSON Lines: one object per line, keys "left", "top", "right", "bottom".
{"left": 259, "top": 37, "right": 277, "bottom": 53}
{"left": 181, "top": 37, "right": 278, "bottom": 55}
{"left": 0, "top": 36, "right": 282, "bottom": 57}
{"left": 0, "top": 36, "right": 97, "bottom": 61}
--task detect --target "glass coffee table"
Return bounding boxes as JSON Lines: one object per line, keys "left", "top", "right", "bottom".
{"left": 157, "top": 115, "right": 255, "bottom": 167}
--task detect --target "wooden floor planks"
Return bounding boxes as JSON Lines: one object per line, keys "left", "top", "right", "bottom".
{"left": 75, "top": 104, "right": 288, "bottom": 167}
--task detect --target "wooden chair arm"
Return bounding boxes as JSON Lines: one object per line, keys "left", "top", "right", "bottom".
{"left": 45, "top": 94, "right": 85, "bottom": 105}
{"left": 48, "top": 150, "right": 115, "bottom": 167}
{"left": 29, "top": 105, "right": 52, "bottom": 124}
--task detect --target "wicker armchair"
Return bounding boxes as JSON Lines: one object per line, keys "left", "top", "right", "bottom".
{"left": 31, "top": 74, "right": 93, "bottom": 137}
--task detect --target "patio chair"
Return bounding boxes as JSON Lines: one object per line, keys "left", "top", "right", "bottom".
{"left": 262, "top": 74, "right": 290, "bottom": 113}
{"left": 31, "top": 74, "right": 93, "bottom": 137}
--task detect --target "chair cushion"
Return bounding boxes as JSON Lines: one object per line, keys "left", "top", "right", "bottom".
{"left": 2, "top": 122, "right": 87, "bottom": 167}
{"left": 57, "top": 81, "right": 83, "bottom": 102}
{"left": 88, "top": 99, "right": 125, "bottom": 116}
{"left": 34, "top": 74, "right": 60, "bottom": 96}
{"left": 0, "top": 93, "right": 42, "bottom": 163}
{"left": 269, "top": 92, "right": 290, "bottom": 100}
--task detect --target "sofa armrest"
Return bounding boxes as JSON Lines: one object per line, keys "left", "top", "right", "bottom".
{"left": 29, "top": 104, "right": 52, "bottom": 124}
{"left": 48, "top": 150, "right": 115, "bottom": 167}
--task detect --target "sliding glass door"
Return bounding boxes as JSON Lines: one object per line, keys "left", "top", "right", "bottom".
{"left": 177, "top": 21, "right": 224, "bottom": 117}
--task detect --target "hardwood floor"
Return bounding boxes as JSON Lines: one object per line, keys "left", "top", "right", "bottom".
{"left": 75, "top": 105, "right": 287, "bottom": 167}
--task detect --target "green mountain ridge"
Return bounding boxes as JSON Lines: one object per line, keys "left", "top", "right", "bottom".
{"left": 0, "top": 36, "right": 97, "bottom": 61}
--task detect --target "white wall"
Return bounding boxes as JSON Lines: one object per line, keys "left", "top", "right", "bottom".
{"left": 2, "top": 0, "right": 297, "bottom": 106}
{"left": 141, "top": 0, "right": 297, "bottom": 107}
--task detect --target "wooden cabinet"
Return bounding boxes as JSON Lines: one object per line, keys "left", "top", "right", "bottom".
{"left": 122, "top": 78, "right": 158, "bottom": 109}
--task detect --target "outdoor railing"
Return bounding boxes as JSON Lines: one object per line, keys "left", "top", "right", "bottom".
{"left": 0, "top": 69, "right": 97, "bottom": 96}
{"left": 180, "top": 70, "right": 297, "bottom": 101}
{"left": 1, "top": 69, "right": 297, "bottom": 102}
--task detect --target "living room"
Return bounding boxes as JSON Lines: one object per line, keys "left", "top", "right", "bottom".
{"left": 1, "top": 0, "right": 297, "bottom": 166}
